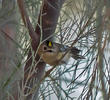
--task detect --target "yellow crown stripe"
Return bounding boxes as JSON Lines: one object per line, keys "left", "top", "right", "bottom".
{"left": 48, "top": 41, "right": 52, "bottom": 47}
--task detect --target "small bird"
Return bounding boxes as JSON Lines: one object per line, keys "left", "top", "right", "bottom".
{"left": 38, "top": 40, "right": 84, "bottom": 66}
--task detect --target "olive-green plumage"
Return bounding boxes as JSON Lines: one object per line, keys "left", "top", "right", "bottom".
{"left": 38, "top": 41, "right": 84, "bottom": 66}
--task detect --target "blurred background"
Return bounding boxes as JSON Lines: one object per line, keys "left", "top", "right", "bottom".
{"left": 0, "top": 0, "right": 110, "bottom": 100}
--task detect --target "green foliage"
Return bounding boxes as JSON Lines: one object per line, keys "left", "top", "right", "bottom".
{"left": 1, "top": 0, "right": 110, "bottom": 99}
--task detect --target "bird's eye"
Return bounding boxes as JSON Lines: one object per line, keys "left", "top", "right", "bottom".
{"left": 43, "top": 46, "right": 47, "bottom": 51}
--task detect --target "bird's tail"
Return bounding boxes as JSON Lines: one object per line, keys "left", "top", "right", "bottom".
{"left": 71, "top": 47, "right": 85, "bottom": 60}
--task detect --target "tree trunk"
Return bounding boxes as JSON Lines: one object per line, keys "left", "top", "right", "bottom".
{"left": 23, "top": 0, "right": 65, "bottom": 99}
{"left": 0, "top": 0, "right": 21, "bottom": 99}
